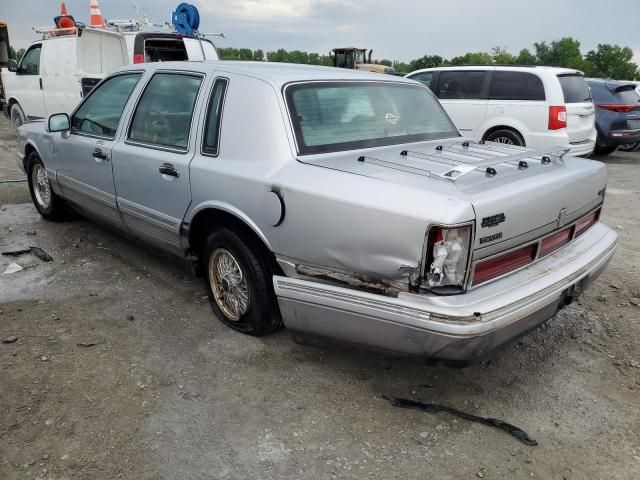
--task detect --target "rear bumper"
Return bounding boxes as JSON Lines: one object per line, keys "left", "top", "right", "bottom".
{"left": 600, "top": 129, "right": 640, "bottom": 147}
{"left": 274, "top": 223, "right": 617, "bottom": 362}
{"left": 526, "top": 130, "right": 596, "bottom": 157}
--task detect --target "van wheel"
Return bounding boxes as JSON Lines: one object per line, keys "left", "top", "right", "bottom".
{"left": 485, "top": 129, "right": 525, "bottom": 146}
{"left": 27, "top": 152, "right": 69, "bottom": 221}
{"left": 10, "top": 103, "right": 27, "bottom": 130}
{"left": 203, "top": 227, "right": 282, "bottom": 336}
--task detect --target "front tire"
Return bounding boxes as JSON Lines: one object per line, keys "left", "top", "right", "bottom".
{"left": 27, "top": 153, "right": 69, "bottom": 221}
{"left": 484, "top": 129, "right": 525, "bottom": 146}
{"left": 203, "top": 227, "right": 282, "bottom": 336}
{"left": 10, "top": 103, "right": 27, "bottom": 130}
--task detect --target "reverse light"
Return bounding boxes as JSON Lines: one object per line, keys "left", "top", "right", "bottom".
{"left": 133, "top": 53, "right": 145, "bottom": 64}
{"left": 548, "top": 106, "right": 567, "bottom": 130}
{"left": 425, "top": 225, "right": 472, "bottom": 288}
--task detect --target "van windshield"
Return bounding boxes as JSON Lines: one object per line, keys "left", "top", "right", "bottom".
{"left": 558, "top": 74, "right": 592, "bottom": 103}
{"left": 286, "top": 82, "right": 459, "bottom": 155}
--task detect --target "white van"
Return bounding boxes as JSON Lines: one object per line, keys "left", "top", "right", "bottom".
{"left": 2, "top": 27, "right": 129, "bottom": 127}
{"left": 405, "top": 66, "right": 596, "bottom": 156}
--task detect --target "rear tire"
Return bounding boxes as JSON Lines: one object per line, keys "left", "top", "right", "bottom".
{"left": 593, "top": 145, "right": 618, "bottom": 156}
{"left": 618, "top": 141, "right": 640, "bottom": 152}
{"left": 10, "top": 103, "right": 27, "bottom": 130}
{"left": 27, "top": 152, "right": 69, "bottom": 221}
{"left": 484, "top": 129, "right": 525, "bottom": 146}
{"left": 203, "top": 227, "right": 282, "bottom": 336}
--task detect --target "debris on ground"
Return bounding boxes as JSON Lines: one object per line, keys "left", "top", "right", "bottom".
{"left": 2, "top": 336, "right": 18, "bottom": 344}
{"left": 1, "top": 247, "right": 31, "bottom": 256}
{"left": 630, "top": 298, "right": 640, "bottom": 306}
{"left": 30, "top": 247, "right": 53, "bottom": 262}
{"left": 76, "top": 341, "right": 99, "bottom": 348}
{"left": 384, "top": 396, "right": 538, "bottom": 446}
{"left": 3, "top": 262, "right": 23, "bottom": 275}
{"left": 1, "top": 246, "right": 53, "bottom": 262}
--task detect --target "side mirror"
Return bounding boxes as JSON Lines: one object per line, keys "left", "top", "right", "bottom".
{"left": 7, "top": 59, "right": 17, "bottom": 72}
{"left": 48, "top": 113, "right": 70, "bottom": 133}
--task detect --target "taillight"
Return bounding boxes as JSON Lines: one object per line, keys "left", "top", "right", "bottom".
{"left": 548, "top": 106, "right": 567, "bottom": 130}
{"left": 425, "top": 225, "right": 472, "bottom": 288}
{"left": 597, "top": 103, "right": 640, "bottom": 113}
{"left": 575, "top": 209, "right": 600, "bottom": 237}
{"left": 539, "top": 227, "right": 573, "bottom": 257}
{"left": 133, "top": 53, "right": 145, "bottom": 64}
{"left": 472, "top": 244, "right": 537, "bottom": 287}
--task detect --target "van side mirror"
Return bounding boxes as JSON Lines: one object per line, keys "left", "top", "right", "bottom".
{"left": 48, "top": 113, "right": 70, "bottom": 133}
{"left": 7, "top": 59, "right": 17, "bottom": 72}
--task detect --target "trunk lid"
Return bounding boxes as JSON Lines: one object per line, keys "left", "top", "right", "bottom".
{"left": 558, "top": 73, "right": 596, "bottom": 143}
{"left": 301, "top": 140, "right": 606, "bottom": 251}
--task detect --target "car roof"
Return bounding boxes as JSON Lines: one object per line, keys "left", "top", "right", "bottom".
{"left": 406, "top": 65, "right": 584, "bottom": 76}
{"left": 118, "top": 60, "right": 414, "bottom": 88}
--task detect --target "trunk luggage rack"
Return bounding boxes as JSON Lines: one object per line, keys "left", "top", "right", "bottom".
{"left": 357, "top": 140, "right": 570, "bottom": 181}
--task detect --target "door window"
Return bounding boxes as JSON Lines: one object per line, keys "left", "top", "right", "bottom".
{"left": 202, "top": 78, "right": 229, "bottom": 155}
{"left": 408, "top": 72, "right": 433, "bottom": 88}
{"left": 558, "top": 75, "right": 592, "bottom": 103}
{"left": 71, "top": 73, "right": 142, "bottom": 138}
{"left": 435, "top": 71, "right": 486, "bottom": 100}
{"left": 129, "top": 73, "right": 203, "bottom": 150}
{"left": 489, "top": 71, "right": 546, "bottom": 101}
{"left": 18, "top": 45, "right": 42, "bottom": 75}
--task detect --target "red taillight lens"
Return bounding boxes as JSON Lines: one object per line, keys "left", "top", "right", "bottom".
{"left": 472, "top": 244, "right": 537, "bottom": 286}
{"left": 597, "top": 103, "right": 640, "bottom": 113}
{"left": 133, "top": 53, "right": 145, "bottom": 64}
{"left": 539, "top": 226, "right": 573, "bottom": 257}
{"left": 575, "top": 209, "right": 600, "bottom": 237}
{"left": 548, "top": 106, "right": 567, "bottom": 130}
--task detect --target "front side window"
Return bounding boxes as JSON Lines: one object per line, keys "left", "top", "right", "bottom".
{"left": 71, "top": 73, "right": 142, "bottom": 138}
{"left": 409, "top": 72, "right": 434, "bottom": 88}
{"left": 129, "top": 73, "right": 203, "bottom": 150}
{"left": 489, "top": 71, "right": 545, "bottom": 101}
{"left": 19, "top": 45, "right": 42, "bottom": 75}
{"left": 286, "top": 82, "right": 459, "bottom": 155}
{"left": 435, "top": 71, "right": 486, "bottom": 100}
{"left": 558, "top": 74, "right": 592, "bottom": 103}
{"left": 202, "top": 78, "right": 229, "bottom": 155}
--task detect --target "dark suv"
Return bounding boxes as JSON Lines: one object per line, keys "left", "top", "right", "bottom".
{"left": 587, "top": 79, "right": 640, "bottom": 155}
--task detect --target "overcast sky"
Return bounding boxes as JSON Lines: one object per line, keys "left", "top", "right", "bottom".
{"left": 4, "top": 0, "right": 640, "bottom": 64}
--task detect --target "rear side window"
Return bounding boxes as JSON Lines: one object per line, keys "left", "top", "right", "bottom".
{"left": 409, "top": 72, "right": 434, "bottom": 88}
{"left": 612, "top": 85, "right": 640, "bottom": 103}
{"left": 144, "top": 39, "right": 188, "bottom": 62}
{"left": 202, "top": 78, "right": 229, "bottom": 155}
{"left": 435, "top": 71, "right": 486, "bottom": 100}
{"left": 489, "top": 71, "right": 545, "bottom": 101}
{"left": 129, "top": 73, "right": 203, "bottom": 150}
{"left": 71, "top": 73, "right": 142, "bottom": 138}
{"left": 588, "top": 83, "right": 615, "bottom": 103}
{"left": 558, "top": 75, "right": 592, "bottom": 103}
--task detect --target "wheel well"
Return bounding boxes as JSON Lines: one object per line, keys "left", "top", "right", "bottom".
{"left": 23, "top": 143, "right": 37, "bottom": 171}
{"left": 188, "top": 208, "right": 279, "bottom": 271}
{"left": 482, "top": 125, "right": 525, "bottom": 145}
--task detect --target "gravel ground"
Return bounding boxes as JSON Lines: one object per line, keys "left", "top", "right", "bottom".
{"left": 1, "top": 115, "right": 639, "bottom": 480}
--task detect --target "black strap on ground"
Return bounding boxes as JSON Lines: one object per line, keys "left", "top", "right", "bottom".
{"left": 384, "top": 396, "right": 538, "bottom": 446}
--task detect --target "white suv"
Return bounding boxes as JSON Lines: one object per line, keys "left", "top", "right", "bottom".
{"left": 405, "top": 66, "right": 596, "bottom": 156}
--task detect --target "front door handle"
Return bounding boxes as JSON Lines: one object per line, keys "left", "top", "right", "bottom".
{"left": 159, "top": 163, "right": 179, "bottom": 177}
{"left": 92, "top": 148, "right": 110, "bottom": 161}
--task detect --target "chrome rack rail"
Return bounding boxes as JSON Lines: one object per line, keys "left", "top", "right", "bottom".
{"left": 356, "top": 140, "right": 570, "bottom": 182}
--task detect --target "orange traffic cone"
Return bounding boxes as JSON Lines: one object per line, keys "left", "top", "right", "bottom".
{"left": 89, "top": 0, "right": 106, "bottom": 28}
{"left": 60, "top": 2, "right": 68, "bottom": 16}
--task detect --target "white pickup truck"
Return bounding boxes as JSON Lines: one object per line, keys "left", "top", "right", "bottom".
{"left": 2, "top": 26, "right": 219, "bottom": 128}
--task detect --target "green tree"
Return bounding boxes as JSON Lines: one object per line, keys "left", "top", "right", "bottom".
{"left": 409, "top": 54, "right": 444, "bottom": 71}
{"left": 515, "top": 48, "right": 537, "bottom": 65}
{"left": 392, "top": 61, "right": 411, "bottom": 73}
{"left": 9, "top": 46, "right": 25, "bottom": 61}
{"left": 252, "top": 49, "right": 264, "bottom": 61}
{"left": 378, "top": 59, "right": 393, "bottom": 67}
{"left": 266, "top": 48, "right": 288, "bottom": 63}
{"left": 491, "top": 47, "right": 515, "bottom": 65}
{"left": 584, "top": 44, "right": 639, "bottom": 80}
{"left": 534, "top": 38, "right": 584, "bottom": 70}
{"left": 450, "top": 52, "right": 492, "bottom": 65}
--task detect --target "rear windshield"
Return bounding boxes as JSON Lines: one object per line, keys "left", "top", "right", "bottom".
{"left": 558, "top": 74, "right": 592, "bottom": 103}
{"left": 144, "top": 39, "right": 188, "bottom": 62}
{"left": 286, "top": 82, "right": 459, "bottom": 155}
{"left": 613, "top": 85, "right": 640, "bottom": 103}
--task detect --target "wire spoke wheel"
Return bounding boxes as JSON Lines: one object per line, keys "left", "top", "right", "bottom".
{"left": 209, "top": 248, "right": 250, "bottom": 321}
{"left": 31, "top": 163, "right": 52, "bottom": 210}
{"left": 494, "top": 136, "right": 514, "bottom": 145}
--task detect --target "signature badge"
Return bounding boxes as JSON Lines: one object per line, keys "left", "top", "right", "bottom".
{"left": 384, "top": 113, "right": 398, "bottom": 125}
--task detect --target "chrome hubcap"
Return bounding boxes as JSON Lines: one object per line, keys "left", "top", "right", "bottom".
{"left": 494, "top": 136, "right": 514, "bottom": 145}
{"left": 209, "top": 248, "right": 249, "bottom": 321}
{"left": 32, "top": 164, "right": 51, "bottom": 210}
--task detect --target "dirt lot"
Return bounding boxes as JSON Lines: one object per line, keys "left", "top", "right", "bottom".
{"left": 1, "top": 115, "right": 639, "bottom": 480}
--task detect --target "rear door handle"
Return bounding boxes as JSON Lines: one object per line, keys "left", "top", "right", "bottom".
{"left": 92, "top": 148, "right": 110, "bottom": 161}
{"left": 39, "top": 78, "right": 43, "bottom": 90}
{"left": 159, "top": 163, "right": 179, "bottom": 177}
